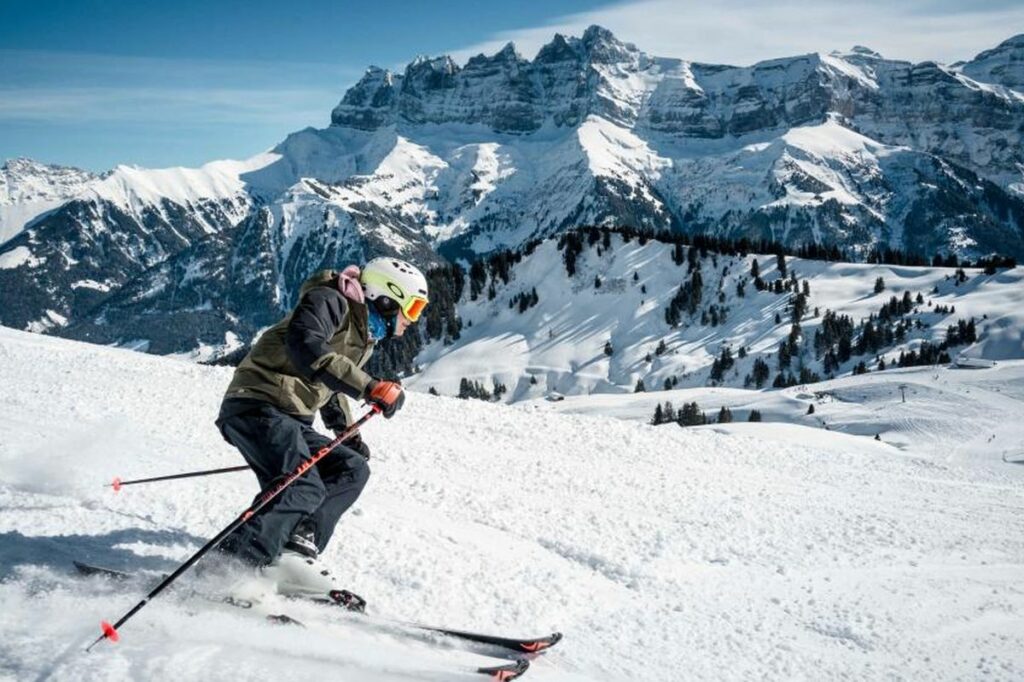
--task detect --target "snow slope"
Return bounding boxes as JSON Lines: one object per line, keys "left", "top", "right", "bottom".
{"left": 533, "top": 360, "right": 1024, "bottom": 466}
{"left": 1, "top": 328, "right": 1022, "bottom": 680}
{"left": 407, "top": 234, "right": 1024, "bottom": 403}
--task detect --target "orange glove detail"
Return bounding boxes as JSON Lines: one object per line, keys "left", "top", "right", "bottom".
{"left": 366, "top": 380, "right": 405, "bottom": 418}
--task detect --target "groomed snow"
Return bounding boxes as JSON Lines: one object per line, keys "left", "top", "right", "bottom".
{"left": 0, "top": 327, "right": 1022, "bottom": 680}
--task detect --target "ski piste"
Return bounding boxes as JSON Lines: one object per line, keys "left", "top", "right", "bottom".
{"left": 74, "top": 561, "right": 561, "bottom": 659}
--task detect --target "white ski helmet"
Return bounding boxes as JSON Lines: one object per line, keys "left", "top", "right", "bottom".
{"left": 360, "top": 257, "right": 429, "bottom": 321}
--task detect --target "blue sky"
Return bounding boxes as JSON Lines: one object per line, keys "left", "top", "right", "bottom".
{"left": 2, "top": 0, "right": 1021, "bottom": 171}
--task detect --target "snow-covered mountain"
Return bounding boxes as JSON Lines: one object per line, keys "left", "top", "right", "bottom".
{"left": 405, "top": 229, "right": 1024, "bottom": 402}
{"left": 960, "top": 33, "right": 1024, "bottom": 93}
{"left": 1, "top": 326, "right": 1022, "bottom": 681}
{"left": 1, "top": 27, "right": 1024, "bottom": 356}
{"left": 0, "top": 158, "right": 99, "bottom": 245}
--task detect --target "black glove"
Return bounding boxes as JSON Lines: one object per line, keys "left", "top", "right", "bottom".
{"left": 337, "top": 430, "right": 371, "bottom": 461}
{"left": 365, "top": 379, "right": 405, "bottom": 419}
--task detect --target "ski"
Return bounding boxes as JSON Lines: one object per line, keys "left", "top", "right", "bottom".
{"left": 305, "top": 589, "right": 562, "bottom": 657}
{"left": 476, "top": 659, "right": 530, "bottom": 681}
{"left": 73, "top": 561, "right": 531, "bottom": 680}
{"left": 252, "top": 608, "right": 530, "bottom": 680}
{"left": 221, "top": 593, "right": 532, "bottom": 675}
{"left": 406, "top": 625, "right": 561, "bottom": 656}
{"left": 73, "top": 560, "right": 560, "bottom": 658}
{"left": 73, "top": 561, "right": 135, "bottom": 581}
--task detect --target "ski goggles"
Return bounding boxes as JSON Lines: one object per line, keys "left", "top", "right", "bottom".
{"left": 401, "top": 295, "right": 428, "bottom": 322}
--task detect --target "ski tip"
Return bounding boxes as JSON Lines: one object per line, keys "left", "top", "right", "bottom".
{"left": 478, "top": 659, "right": 529, "bottom": 681}
{"left": 111, "top": 477, "right": 122, "bottom": 492}
{"left": 100, "top": 621, "right": 119, "bottom": 643}
{"left": 520, "top": 631, "right": 562, "bottom": 652}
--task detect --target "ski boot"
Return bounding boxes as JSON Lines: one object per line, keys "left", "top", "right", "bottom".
{"left": 263, "top": 524, "right": 366, "bottom": 612}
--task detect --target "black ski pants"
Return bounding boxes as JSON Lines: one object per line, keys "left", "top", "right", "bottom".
{"left": 216, "top": 400, "right": 370, "bottom": 566}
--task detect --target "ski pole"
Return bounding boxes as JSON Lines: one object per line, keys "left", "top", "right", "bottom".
{"left": 109, "top": 465, "right": 249, "bottom": 492}
{"left": 86, "top": 404, "right": 382, "bottom": 652}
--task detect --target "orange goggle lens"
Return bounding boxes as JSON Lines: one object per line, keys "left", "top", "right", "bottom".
{"left": 403, "top": 296, "right": 428, "bottom": 322}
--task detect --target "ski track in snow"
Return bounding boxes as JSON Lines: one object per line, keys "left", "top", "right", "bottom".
{"left": 0, "top": 327, "right": 1022, "bottom": 680}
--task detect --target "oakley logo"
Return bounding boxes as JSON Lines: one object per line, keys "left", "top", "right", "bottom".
{"left": 387, "top": 282, "right": 406, "bottom": 300}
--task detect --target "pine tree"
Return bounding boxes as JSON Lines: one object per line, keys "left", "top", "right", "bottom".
{"left": 874, "top": 276, "right": 885, "bottom": 294}
{"left": 604, "top": 340, "right": 613, "bottom": 356}
{"left": 679, "top": 401, "right": 704, "bottom": 427}
{"left": 750, "top": 357, "right": 771, "bottom": 389}
{"left": 778, "top": 341, "right": 791, "bottom": 369}
{"left": 717, "top": 406, "right": 733, "bottom": 424}
{"left": 634, "top": 379, "right": 646, "bottom": 393}
{"left": 806, "top": 403, "right": 815, "bottom": 415}
{"left": 748, "top": 409, "right": 763, "bottom": 422}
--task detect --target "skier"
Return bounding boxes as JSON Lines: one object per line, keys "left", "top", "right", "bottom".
{"left": 214, "top": 257, "right": 429, "bottom": 600}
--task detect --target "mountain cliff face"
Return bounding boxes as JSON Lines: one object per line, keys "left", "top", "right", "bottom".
{"left": 1, "top": 26, "right": 1023, "bottom": 357}
{"left": 327, "top": 27, "right": 1024, "bottom": 258}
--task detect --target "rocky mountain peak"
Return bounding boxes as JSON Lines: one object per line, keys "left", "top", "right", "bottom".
{"left": 331, "top": 66, "right": 400, "bottom": 129}
{"left": 990, "top": 34, "right": 1024, "bottom": 51}
{"left": 1, "top": 157, "right": 97, "bottom": 203}
{"left": 535, "top": 33, "right": 581, "bottom": 64}
{"left": 849, "top": 45, "right": 883, "bottom": 59}
{"left": 494, "top": 41, "right": 520, "bottom": 61}
{"left": 2, "top": 157, "right": 89, "bottom": 177}
{"left": 403, "top": 54, "right": 460, "bottom": 93}
{"left": 580, "top": 24, "right": 639, "bottom": 64}
{"left": 961, "top": 33, "right": 1024, "bottom": 91}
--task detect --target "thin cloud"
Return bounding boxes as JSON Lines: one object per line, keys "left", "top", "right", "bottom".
{"left": 448, "top": 0, "right": 1024, "bottom": 67}
{"left": 0, "top": 50, "right": 359, "bottom": 126}
{"left": 0, "top": 87, "right": 332, "bottom": 125}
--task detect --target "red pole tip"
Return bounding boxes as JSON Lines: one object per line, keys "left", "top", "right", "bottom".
{"left": 100, "top": 621, "right": 119, "bottom": 642}
{"left": 111, "top": 477, "right": 121, "bottom": 492}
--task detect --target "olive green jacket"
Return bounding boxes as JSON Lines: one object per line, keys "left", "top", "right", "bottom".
{"left": 223, "top": 270, "right": 375, "bottom": 426}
